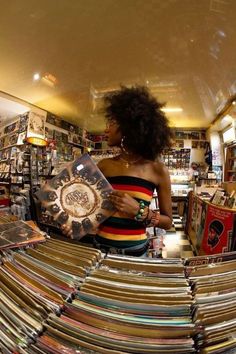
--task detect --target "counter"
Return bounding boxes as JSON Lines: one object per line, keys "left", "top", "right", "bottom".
{"left": 186, "top": 192, "right": 236, "bottom": 255}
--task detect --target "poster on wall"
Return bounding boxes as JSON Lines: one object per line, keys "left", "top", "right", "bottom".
{"left": 201, "top": 204, "right": 234, "bottom": 255}
{"left": 27, "top": 109, "right": 46, "bottom": 139}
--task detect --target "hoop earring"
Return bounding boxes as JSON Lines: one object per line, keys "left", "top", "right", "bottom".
{"left": 121, "top": 136, "right": 128, "bottom": 154}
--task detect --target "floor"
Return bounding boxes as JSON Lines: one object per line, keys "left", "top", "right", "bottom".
{"left": 161, "top": 211, "right": 195, "bottom": 259}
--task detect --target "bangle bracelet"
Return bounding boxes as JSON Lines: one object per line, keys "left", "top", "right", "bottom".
{"left": 145, "top": 210, "right": 160, "bottom": 227}
{"left": 150, "top": 210, "right": 160, "bottom": 226}
{"left": 134, "top": 200, "right": 146, "bottom": 222}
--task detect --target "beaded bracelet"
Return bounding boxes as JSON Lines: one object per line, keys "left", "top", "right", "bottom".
{"left": 134, "top": 200, "right": 146, "bottom": 221}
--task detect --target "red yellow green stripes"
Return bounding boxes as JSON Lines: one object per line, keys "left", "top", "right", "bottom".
{"left": 98, "top": 224, "right": 146, "bottom": 241}
{"left": 98, "top": 230, "right": 147, "bottom": 241}
{"left": 111, "top": 183, "right": 153, "bottom": 202}
{"left": 96, "top": 176, "right": 156, "bottom": 247}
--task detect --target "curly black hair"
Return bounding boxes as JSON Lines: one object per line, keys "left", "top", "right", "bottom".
{"left": 104, "top": 86, "right": 173, "bottom": 160}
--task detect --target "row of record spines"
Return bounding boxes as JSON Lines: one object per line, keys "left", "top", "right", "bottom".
{"left": 1, "top": 247, "right": 236, "bottom": 353}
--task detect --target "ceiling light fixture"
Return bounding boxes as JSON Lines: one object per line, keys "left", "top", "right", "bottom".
{"left": 26, "top": 137, "right": 48, "bottom": 146}
{"left": 222, "top": 114, "right": 233, "bottom": 123}
{"left": 33, "top": 73, "right": 40, "bottom": 81}
{"left": 232, "top": 101, "right": 236, "bottom": 105}
{"left": 161, "top": 107, "right": 183, "bottom": 113}
{"left": 41, "top": 72, "right": 58, "bottom": 87}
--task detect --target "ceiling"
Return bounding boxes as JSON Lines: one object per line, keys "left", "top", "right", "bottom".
{"left": 0, "top": 0, "right": 236, "bottom": 133}
{"left": 0, "top": 94, "right": 30, "bottom": 126}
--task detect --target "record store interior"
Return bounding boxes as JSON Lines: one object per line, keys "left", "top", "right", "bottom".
{"left": 0, "top": 1, "right": 236, "bottom": 353}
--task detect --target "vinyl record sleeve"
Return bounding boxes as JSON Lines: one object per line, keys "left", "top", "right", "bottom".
{"left": 45, "top": 238, "right": 101, "bottom": 263}
{"left": 26, "top": 248, "right": 87, "bottom": 278}
{"left": 57, "top": 313, "right": 193, "bottom": 346}
{"left": 36, "top": 153, "right": 115, "bottom": 239}
{"left": 46, "top": 315, "right": 195, "bottom": 353}
{"left": 0, "top": 221, "right": 45, "bottom": 249}
{"left": 35, "top": 243, "right": 93, "bottom": 268}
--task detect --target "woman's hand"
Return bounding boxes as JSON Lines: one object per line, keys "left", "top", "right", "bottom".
{"left": 110, "top": 190, "right": 140, "bottom": 218}
{"left": 61, "top": 224, "right": 73, "bottom": 238}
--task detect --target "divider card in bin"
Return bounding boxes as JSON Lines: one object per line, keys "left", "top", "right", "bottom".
{"left": 36, "top": 153, "right": 115, "bottom": 239}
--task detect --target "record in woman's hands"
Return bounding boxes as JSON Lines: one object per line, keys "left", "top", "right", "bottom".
{"left": 36, "top": 154, "right": 115, "bottom": 239}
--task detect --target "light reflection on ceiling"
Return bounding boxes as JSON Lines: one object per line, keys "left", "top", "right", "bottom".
{"left": 0, "top": 0, "right": 235, "bottom": 132}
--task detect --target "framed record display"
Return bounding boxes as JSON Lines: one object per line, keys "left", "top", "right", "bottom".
{"left": 36, "top": 153, "right": 115, "bottom": 239}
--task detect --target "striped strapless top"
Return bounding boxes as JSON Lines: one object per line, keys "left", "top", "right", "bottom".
{"left": 96, "top": 176, "right": 156, "bottom": 248}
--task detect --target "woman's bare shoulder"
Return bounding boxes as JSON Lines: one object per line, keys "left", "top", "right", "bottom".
{"left": 152, "top": 160, "right": 169, "bottom": 175}
{"left": 149, "top": 160, "right": 170, "bottom": 185}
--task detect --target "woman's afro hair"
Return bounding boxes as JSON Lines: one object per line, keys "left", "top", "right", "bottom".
{"left": 104, "top": 85, "right": 173, "bottom": 160}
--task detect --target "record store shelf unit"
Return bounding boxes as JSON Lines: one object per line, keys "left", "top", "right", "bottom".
{"left": 0, "top": 112, "right": 98, "bottom": 222}
{"left": 224, "top": 143, "right": 236, "bottom": 181}
{"left": 162, "top": 148, "right": 191, "bottom": 169}
{"left": 1, "top": 232, "right": 236, "bottom": 353}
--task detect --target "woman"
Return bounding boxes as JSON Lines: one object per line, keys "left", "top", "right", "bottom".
{"left": 63, "top": 86, "right": 173, "bottom": 256}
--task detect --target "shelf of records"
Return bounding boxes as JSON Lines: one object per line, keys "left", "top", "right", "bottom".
{"left": 186, "top": 192, "right": 236, "bottom": 256}
{"left": 0, "top": 114, "right": 28, "bottom": 149}
{"left": 46, "top": 113, "right": 96, "bottom": 149}
{"left": 87, "top": 134, "right": 122, "bottom": 162}
{"left": 173, "top": 129, "right": 208, "bottom": 149}
{"left": 175, "top": 139, "right": 209, "bottom": 149}
{"left": 175, "top": 129, "right": 207, "bottom": 141}
{"left": 224, "top": 144, "right": 236, "bottom": 182}
{"left": 1, "top": 216, "right": 236, "bottom": 354}
{"left": 162, "top": 148, "right": 191, "bottom": 169}
{"left": 0, "top": 145, "right": 53, "bottom": 185}
{"left": 0, "top": 111, "right": 96, "bottom": 157}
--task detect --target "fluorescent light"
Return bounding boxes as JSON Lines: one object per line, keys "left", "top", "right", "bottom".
{"left": 222, "top": 127, "right": 235, "bottom": 143}
{"left": 161, "top": 107, "right": 183, "bottom": 113}
{"left": 41, "top": 72, "right": 58, "bottom": 87}
{"left": 222, "top": 114, "right": 233, "bottom": 123}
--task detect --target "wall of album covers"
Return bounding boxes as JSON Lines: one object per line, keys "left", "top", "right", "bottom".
{"left": 1, "top": 222, "right": 236, "bottom": 354}
{"left": 0, "top": 110, "right": 99, "bottom": 224}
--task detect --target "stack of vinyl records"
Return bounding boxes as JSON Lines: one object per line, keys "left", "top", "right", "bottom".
{"left": 30, "top": 238, "right": 102, "bottom": 277}
{"left": 36, "top": 255, "right": 195, "bottom": 353}
{"left": 188, "top": 256, "right": 236, "bottom": 354}
{"left": 0, "top": 211, "right": 18, "bottom": 224}
{"left": 0, "top": 220, "right": 46, "bottom": 249}
{"left": 0, "top": 238, "right": 102, "bottom": 353}
{"left": 0, "top": 257, "right": 56, "bottom": 353}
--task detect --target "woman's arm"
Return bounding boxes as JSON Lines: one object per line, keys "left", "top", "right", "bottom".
{"left": 154, "top": 164, "right": 172, "bottom": 230}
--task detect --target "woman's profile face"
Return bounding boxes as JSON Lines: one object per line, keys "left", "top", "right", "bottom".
{"left": 104, "top": 119, "right": 122, "bottom": 147}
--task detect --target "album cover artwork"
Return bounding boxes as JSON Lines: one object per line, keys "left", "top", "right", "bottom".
{"left": 45, "top": 127, "right": 54, "bottom": 139}
{"left": 18, "top": 114, "right": 29, "bottom": 133}
{"left": 17, "top": 131, "right": 26, "bottom": 145}
{"left": 0, "top": 220, "right": 45, "bottom": 249}
{"left": 3, "top": 121, "right": 19, "bottom": 135}
{"left": 36, "top": 153, "right": 115, "bottom": 239}
{"left": 8, "top": 133, "right": 18, "bottom": 145}
{"left": 27, "top": 111, "right": 45, "bottom": 138}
